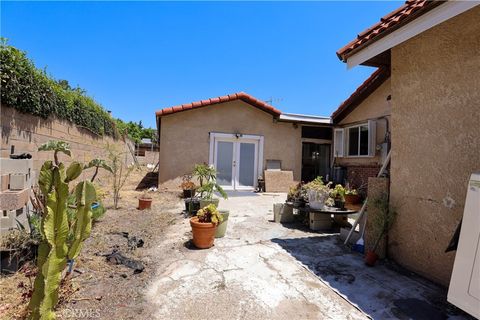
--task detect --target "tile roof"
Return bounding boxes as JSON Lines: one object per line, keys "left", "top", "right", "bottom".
{"left": 155, "top": 92, "right": 282, "bottom": 117}
{"left": 337, "top": 0, "right": 442, "bottom": 62}
{"left": 331, "top": 67, "right": 390, "bottom": 123}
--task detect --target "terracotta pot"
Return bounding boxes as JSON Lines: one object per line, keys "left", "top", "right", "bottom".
{"left": 190, "top": 217, "right": 217, "bottom": 249}
{"left": 138, "top": 198, "right": 152, "bottom": 210}
{"left": 183, "top": 189, "right": 196, "bottom": 199}
{"left": 345, "top": 194, "right": 361, "bottom": 205}
{"left": 365, "top": 250, "right": 379, "bottom": 266}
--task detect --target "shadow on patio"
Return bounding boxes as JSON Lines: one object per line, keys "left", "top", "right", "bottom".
{"left": 271, "top": 235, "right": 471, "bottom": 320}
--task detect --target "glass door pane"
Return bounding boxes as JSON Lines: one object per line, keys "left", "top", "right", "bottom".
{"left": 216, "top": 141, "right": 234, "bottom": 187}
{"left": 238, "top": 142, "right": 256, "bottom": 187}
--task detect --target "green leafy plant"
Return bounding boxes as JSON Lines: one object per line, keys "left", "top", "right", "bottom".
{"left": 84, "top": 158, "right": 113, "bottom": 182}
{"left": 196, "top": 204, "right": 223, "bottom": 225}
{"left": 28, "top": 141, "right": 96, "bottom": 319}
{"left": 330, "top": 184, "right": 346, "bottom": 201}
{"left": 115, "top": 119, "right": 156, "bottom": 144}
{"left": 287, "top": 182, "right": 306, "bottom": 202}
{"left": 345, "top": 187, "right": 358, "bottom": 196}
{"left": 192, "top": 164, "right": 227, "bottom": 200}
{"left": 0, "top": 39, "right": 118, "bottom": 137}
{"left": 370, "top": 192, "right": 397, "bottom": 253}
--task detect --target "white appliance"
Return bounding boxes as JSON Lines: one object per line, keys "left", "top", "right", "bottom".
{"left": 448, "top": 172, "right": 480, "bottom": 318}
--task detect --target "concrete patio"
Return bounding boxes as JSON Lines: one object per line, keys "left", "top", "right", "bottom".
{"left": 147, "top": 193, "right": 469, "bottom": 320}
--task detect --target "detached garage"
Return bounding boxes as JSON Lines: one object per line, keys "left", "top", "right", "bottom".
{"left": 155, "top": 92, "right": 332, "bottom": 190}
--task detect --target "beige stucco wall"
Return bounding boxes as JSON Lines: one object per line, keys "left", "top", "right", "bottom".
{"left": 0, "top": 104, "right": 133, "bottom": 185}
{"left": 336, "top": 78, "right": 391, "bottom": 167}
{"left": 389, "top": 6, "right": 480, "bottom": 286}
{"left": 158, "top": 100, "right": 303, "bottom": 188}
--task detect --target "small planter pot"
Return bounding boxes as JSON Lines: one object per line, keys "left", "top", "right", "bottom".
{"left": 199, "top": 198, "right": 220, "bottom": 209}
{"left": 365, "top": 250, "right": 379, "bottom": 266}
{"left": 183, "top": 189, "right": 196, "bottom": 199}
{"left": 215, "top": 211, "right": 230, "bottom": 238}
{"left": 0, "top": 249, "right": 20, "bottom": 274}
{"left": 185, "top": 198, "right": 200, "bottom": 215}
{"left": 190, "top": 217, "right": 217, "bottom": 249}
{"left": 292, "top": 200, "right": 306, "bottom": 209}
{"left": 138, "top": 197, "right": 152, "bottom": 210}
{"left": 345, "top": 194, "right": 361, "bottom": 205}
{"left": 334, "top": 199, "right": 346, "bottom": 210}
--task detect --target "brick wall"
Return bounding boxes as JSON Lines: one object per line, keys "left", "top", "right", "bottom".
{"left": 345, "top": 165, "right": 381, "bottom": 196}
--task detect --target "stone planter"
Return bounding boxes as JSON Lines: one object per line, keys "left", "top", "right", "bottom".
{"left": 199, "top": 198, "right": 219, "bottom": 209}
{"left": 215, "top": 211, "right": 230, "bottom": 238}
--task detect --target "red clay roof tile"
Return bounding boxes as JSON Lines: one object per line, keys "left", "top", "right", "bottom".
{"left": 337, "top": 1, "right": 441, "bottom": 62}
{"left": 331, "top": 67, "right": 390, "bottom": 123}
{"left": 155, "top": 92, "right": 282, "bottom": 117}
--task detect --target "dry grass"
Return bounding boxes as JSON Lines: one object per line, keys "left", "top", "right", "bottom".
{"left": 0, "top": 166, "right": 184, "bottom": 320}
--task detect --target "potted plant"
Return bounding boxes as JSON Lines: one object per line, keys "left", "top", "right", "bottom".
{"left": 330, "top": 184, "right": 346, "bottom": 210}
{"left": 180, "top": 175, "right": 196, "bottom": 199}
{"left": 365, "top": 192, "right": 397, "bottom": 266}
{"left": 190, "top": 204, "right": 223, "bottom": 249}
{"left": 138, "top": 187, "right": 155, "bottom": 210}
{"left": 192, "top": 164, "right": 228, "bottom": 208}
{"left": 304, "top": 177, "right": 332, "bottom": 210}
{"left": 344, "top": 187, "right": 361, "bottom": 205}
{"left": 287, "top": 182, "right": 307, "bottom": 208}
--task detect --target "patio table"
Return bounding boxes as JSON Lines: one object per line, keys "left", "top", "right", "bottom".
{"left": 306, "top": 205, "right": 358, "bottom": 230}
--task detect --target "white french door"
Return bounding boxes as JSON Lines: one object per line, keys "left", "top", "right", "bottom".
{"left": 209, "top": 133, "right": 263, "bottom": 190}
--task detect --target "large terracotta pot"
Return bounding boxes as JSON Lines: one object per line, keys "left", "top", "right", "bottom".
{"left": 190, "top": 217, "right": 217, "bottom": 249}
{"left": 138, "top": 198, "right": 152, "bottom": 210}
{"left": 365, "top": 250, "right": 379, "bottom": 266}
{"left": 345, "top": 194, "right": 361, "bottom": 205}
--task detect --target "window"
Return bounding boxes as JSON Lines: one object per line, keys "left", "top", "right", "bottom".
{"left": 347, "top": 121, "right": 376, "bottom": 157}
{"left": 334, "top": 120, "right": 376, "bottom": 157}
{"left": 347, "top": 124, "right": 369, "bottom": 156}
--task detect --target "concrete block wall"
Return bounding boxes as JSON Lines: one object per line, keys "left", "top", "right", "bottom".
{"left": 136, "top": 150, "right": 158, "bottom": 165}
{"left": 1, "top": 104, "right": 133, "bottom": 185}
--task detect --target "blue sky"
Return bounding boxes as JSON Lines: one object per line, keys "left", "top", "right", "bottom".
{"left": 1, "top": 1, "right": 401, "bottom": 128}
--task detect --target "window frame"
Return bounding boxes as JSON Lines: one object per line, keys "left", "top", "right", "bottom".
{"left": 345, "top": 123, "right": 370, "bottom": 158}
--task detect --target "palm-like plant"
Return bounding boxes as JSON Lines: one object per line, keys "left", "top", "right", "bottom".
{"left": 192, "top": 164, "right": 227, "bottom": 200}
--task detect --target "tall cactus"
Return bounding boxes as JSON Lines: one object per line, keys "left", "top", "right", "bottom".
{"left": 28, "top": 141, "right": 96, "bottom": 320}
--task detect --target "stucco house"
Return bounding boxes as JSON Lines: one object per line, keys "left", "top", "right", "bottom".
{"left": 337, "top": 0, "right": 480, "bottom": 287}
{"left": 331, "top": 67, "right": 391, "bottom": 194}
{"left": 155, "top": 92, "right": 332, "bottom": 191}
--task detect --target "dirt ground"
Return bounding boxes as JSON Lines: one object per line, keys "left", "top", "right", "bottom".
{"left": 0, "top": 167, "right": 183, "bottom": 320}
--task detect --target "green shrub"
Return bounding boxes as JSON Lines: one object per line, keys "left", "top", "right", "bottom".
{"left": 0, "top": 39, "right": 118, "bottom": 138}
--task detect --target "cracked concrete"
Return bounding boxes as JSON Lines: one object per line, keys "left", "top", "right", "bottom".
{"left": 146, "top": 193, "right": 367, "bottom": 320}
{"left": 146, "top": 192, "right": 468, "bottom": 320}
